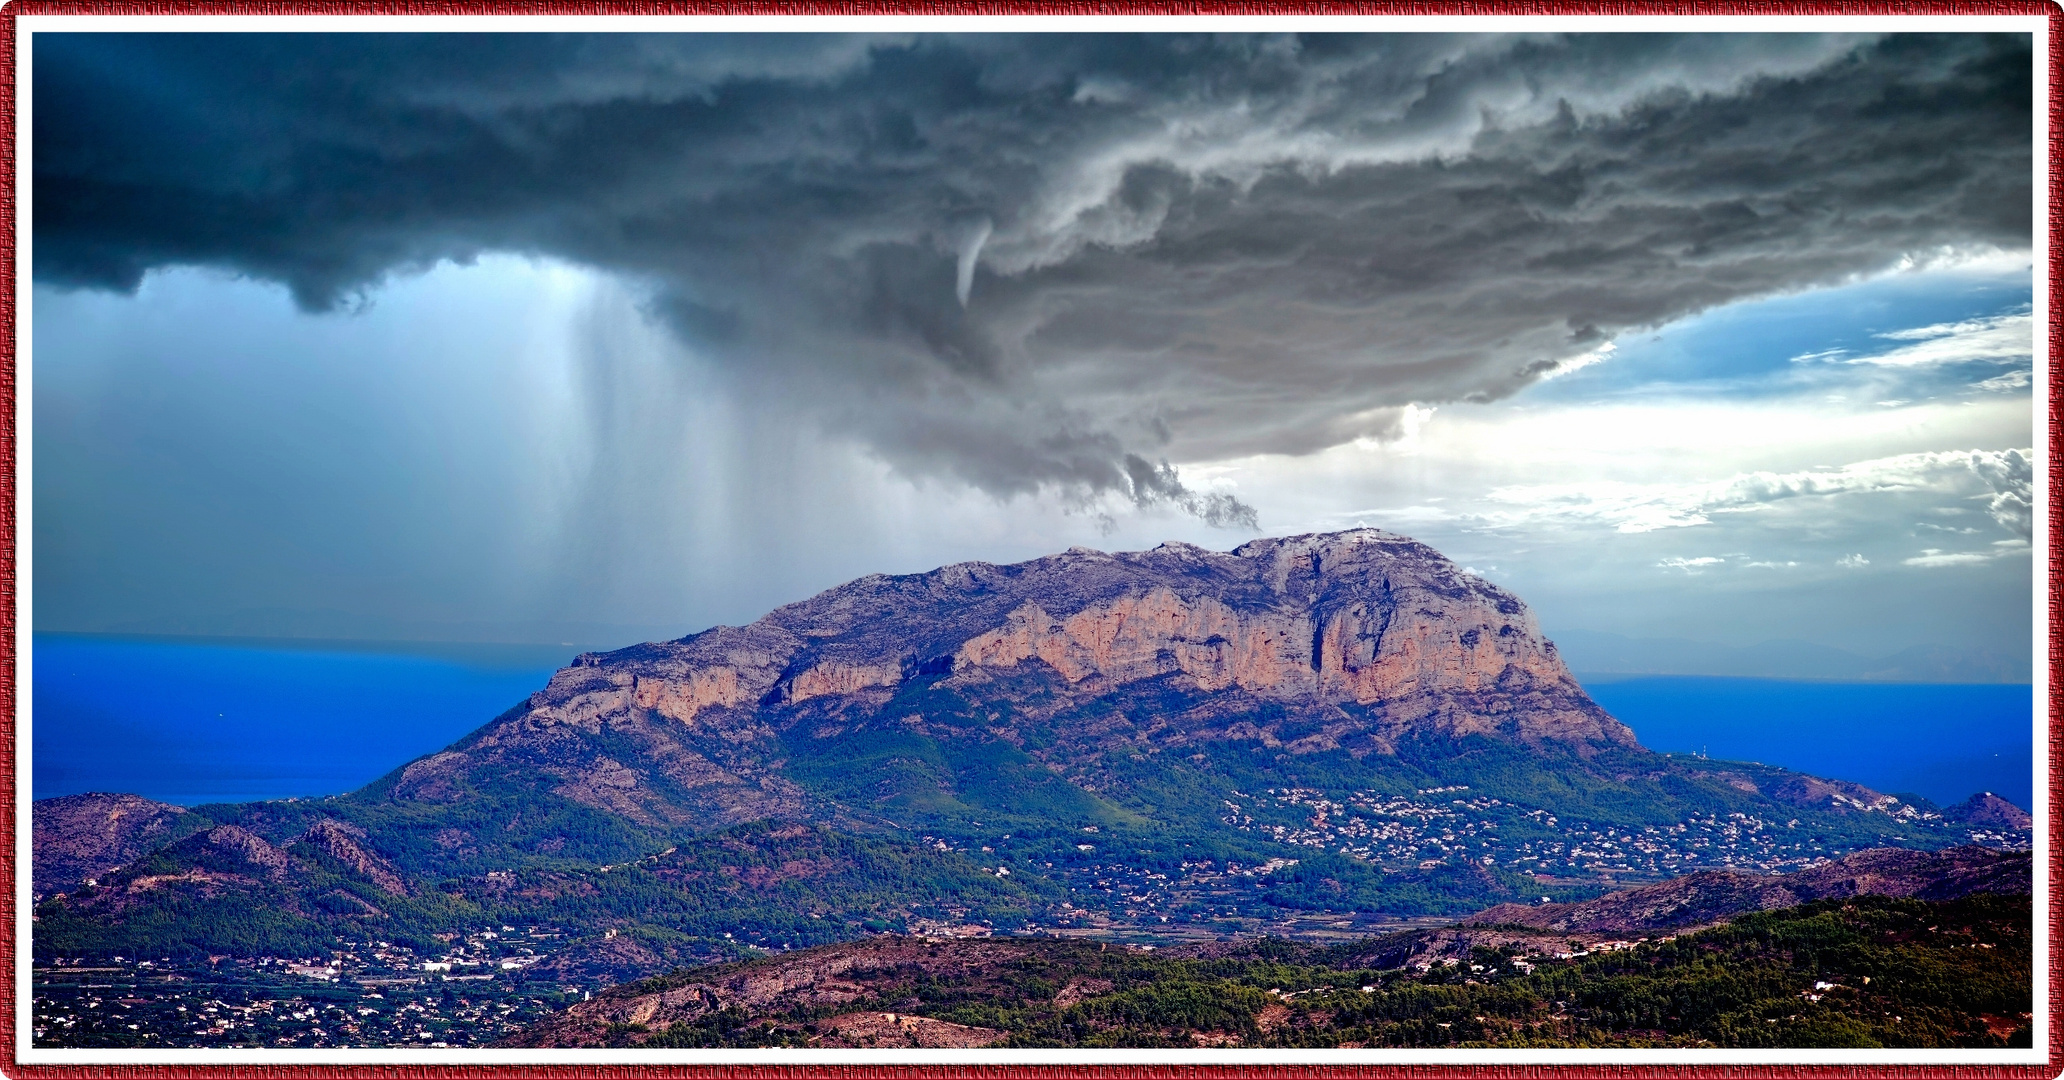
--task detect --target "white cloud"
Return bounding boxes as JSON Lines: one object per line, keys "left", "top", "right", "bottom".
{"left": 1659, "top": 556, "right": 1724, "bottom": 571}
{"left": 1835, "top": 311, "right": 2032, "bottom": 368}
{"left": 1743, "top": 560, "right": 1799, "bottom": 569}
{"left": 1837, "top": 553, "right": 1869, "bottom": 567}
{"left": 1537, "top": 341, "right": 1617, "bottom": 381}
{"left": 1901, "top": 540, "right": 2030, "bottom": 568}
{"left": 1484, "top": 447, "right": 2033, "bottom": 538}
{"left": 1972, "top": 369, "right": 2032, "bottom": 392}
{"left": 1342, "top": 504, "right": 1455, "bottom": 525}
{"left": 1903, "top": 549, "right": 1996, "bottom": 568}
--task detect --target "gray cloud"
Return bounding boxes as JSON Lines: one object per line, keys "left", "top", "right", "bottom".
{"left": 34, "top": 32, "right": 2032, "bottom": 519}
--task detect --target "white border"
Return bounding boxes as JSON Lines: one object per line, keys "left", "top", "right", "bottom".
{"left": 11, "top": 11, "right": 2053, "bottom": 1068}
{"left": 14, "top": 8, "right": 33, "bottom": 1067}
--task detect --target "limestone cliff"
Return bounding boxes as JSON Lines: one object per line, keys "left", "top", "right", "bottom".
{"left": 388, "top": 529, "right": 1630, "bottom": 825}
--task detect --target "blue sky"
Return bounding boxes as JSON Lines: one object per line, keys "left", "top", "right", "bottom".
{"left": 28, "top": 32, "right": 2038, "bottom": 669}
{"left": 1530, "top": 268, "right": 2033, "bottom": 406}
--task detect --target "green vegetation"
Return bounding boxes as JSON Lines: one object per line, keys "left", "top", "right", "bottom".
{"left": 34, "top": 821, "right": 1045, "bottom": 967}
{"left": 791, "top": 671, "right": 1978, "bottom": 863}
{"left": 35, "top": 672, "right": 2014, "bottom": 978}
{"left": 609, "top": 893, "right": 2029, "bottom": 1049}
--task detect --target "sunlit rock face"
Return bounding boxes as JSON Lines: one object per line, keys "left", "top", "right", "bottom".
{"left": 396, "top": 529, "right": 1630, "bottom": 824}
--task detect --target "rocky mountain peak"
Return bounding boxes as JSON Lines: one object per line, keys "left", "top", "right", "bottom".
{"left": 386, "top": 530, "right": 1632, "bottom": 827}
{"left": 563, "top": 527, "right": 1590, "bottom": 721}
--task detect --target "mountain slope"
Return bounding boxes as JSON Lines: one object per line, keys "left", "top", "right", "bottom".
{"left": 1464, "top": 844, "right": 2027, "bottom": 937}
{"left": 33, "top": 529, "right": 2028, "bottom": 983}
{"left": 33, "top": 793, "right": 206, "bottom": 897}
{"left": 506, "top": 848, "right": 2031, "bottom": 1050}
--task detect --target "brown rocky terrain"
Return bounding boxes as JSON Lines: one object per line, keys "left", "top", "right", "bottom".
{"left": 503, "top": 936, "right": 1051, "bottom": 1047}
{"left": 507, "top": 845, "right": 2032, "bottom": 1049}
{"left": 33, "top": 793, "right": 203, "bottom": 897}
{"left": 1464, "top": 844, "right": 2028, "bottom": 937}
{"left": 805, "top": 1011, "right": 1004, "bottom": 1048}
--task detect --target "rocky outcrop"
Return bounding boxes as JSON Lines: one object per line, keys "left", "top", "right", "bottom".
{"left": 1466, "top": 845, "right": 2029, "bottom": 936}
{"left": 198, "top": 825, "right": 293, "bottom": 880}
{"left": 295, "top": 819, "right": 409, "bottom": 895}
{"left": 404, "top": 529, "right": 1631, "bottom": 825}
{"left": 809, "top": 1012, "right": 1005, "bottom": 1048}
{"left": 505, "top": 936, "right": 1065, "bottom": 1048}
{"left": 524, "top": 934, "right": 673, "bottom": 988}
{"left": 32, "top": 793, "right": 201, "bottom": 895}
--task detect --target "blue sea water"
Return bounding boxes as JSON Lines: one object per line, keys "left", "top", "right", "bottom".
{"left": 1579, "top": 675, "right": 2036, "bottom": 810}
{"left": 32, "top": 634, "right": 569, "bottom": 807}
{"left": 29, "top": 636, "right": 2040, "bottom": 813}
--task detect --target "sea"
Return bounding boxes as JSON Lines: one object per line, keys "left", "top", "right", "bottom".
{"left": 1580, "top": 674, "right": 2036, "bottom": 810}
{"left": 31, "top": 634, "right": 570, "bottom": 808}
{"left": 27, "top": 633, "right": 2038, "bottom": 811}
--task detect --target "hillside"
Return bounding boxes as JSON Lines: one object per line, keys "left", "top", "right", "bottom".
{"left": 33, "top": 793, "right": 206, "bottom": 897}
{"left": 507, "top": 849, "right": 2031, "bottom": 1049}
{"left": 1465, "top": 845, "right": 2029, "bottom": 937}
{"left": 32, "top": 530, "right": 2030, "bottom": 1007}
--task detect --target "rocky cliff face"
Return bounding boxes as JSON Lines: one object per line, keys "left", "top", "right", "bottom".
{"left": 390, "top": 529, "right": 1631, "bottom": 825}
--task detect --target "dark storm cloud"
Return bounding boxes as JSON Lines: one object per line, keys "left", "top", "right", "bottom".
{"left": 34, "top": 31, "right": 2032, "bottom": 516}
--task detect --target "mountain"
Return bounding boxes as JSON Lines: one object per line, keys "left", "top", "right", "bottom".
{"left": 1552, "top": 630, "right": 2032, "bottom": 683}
{"left": 1942, "top": 792, "right": 2035, "bottom": 830}
{"left": 33, "top": 793, "right": 206, "bottom": 897}
{"left": 505, "top": 847, "right": 2031, "bottom": 1050}
{"left": 381, "top": 529, "right": 1629, "bottom": 837}
{"left": 31, "top": 529, "right": 2029, "bottom": 1001}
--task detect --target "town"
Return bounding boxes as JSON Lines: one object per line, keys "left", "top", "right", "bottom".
{"left": 34, "top": 924, "right": 578, "bottom": 1048}
{"left": 35, "top": 786, "right": 2031, "bottom": 1048}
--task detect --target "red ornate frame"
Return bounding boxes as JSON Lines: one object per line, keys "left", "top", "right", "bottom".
{"left": 0, "top": 4, "right": 2053, "bottom": 1076}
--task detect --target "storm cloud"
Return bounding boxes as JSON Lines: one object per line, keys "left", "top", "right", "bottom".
{"left": 34, "top": 32, "right": 2033, "bottom": 516}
